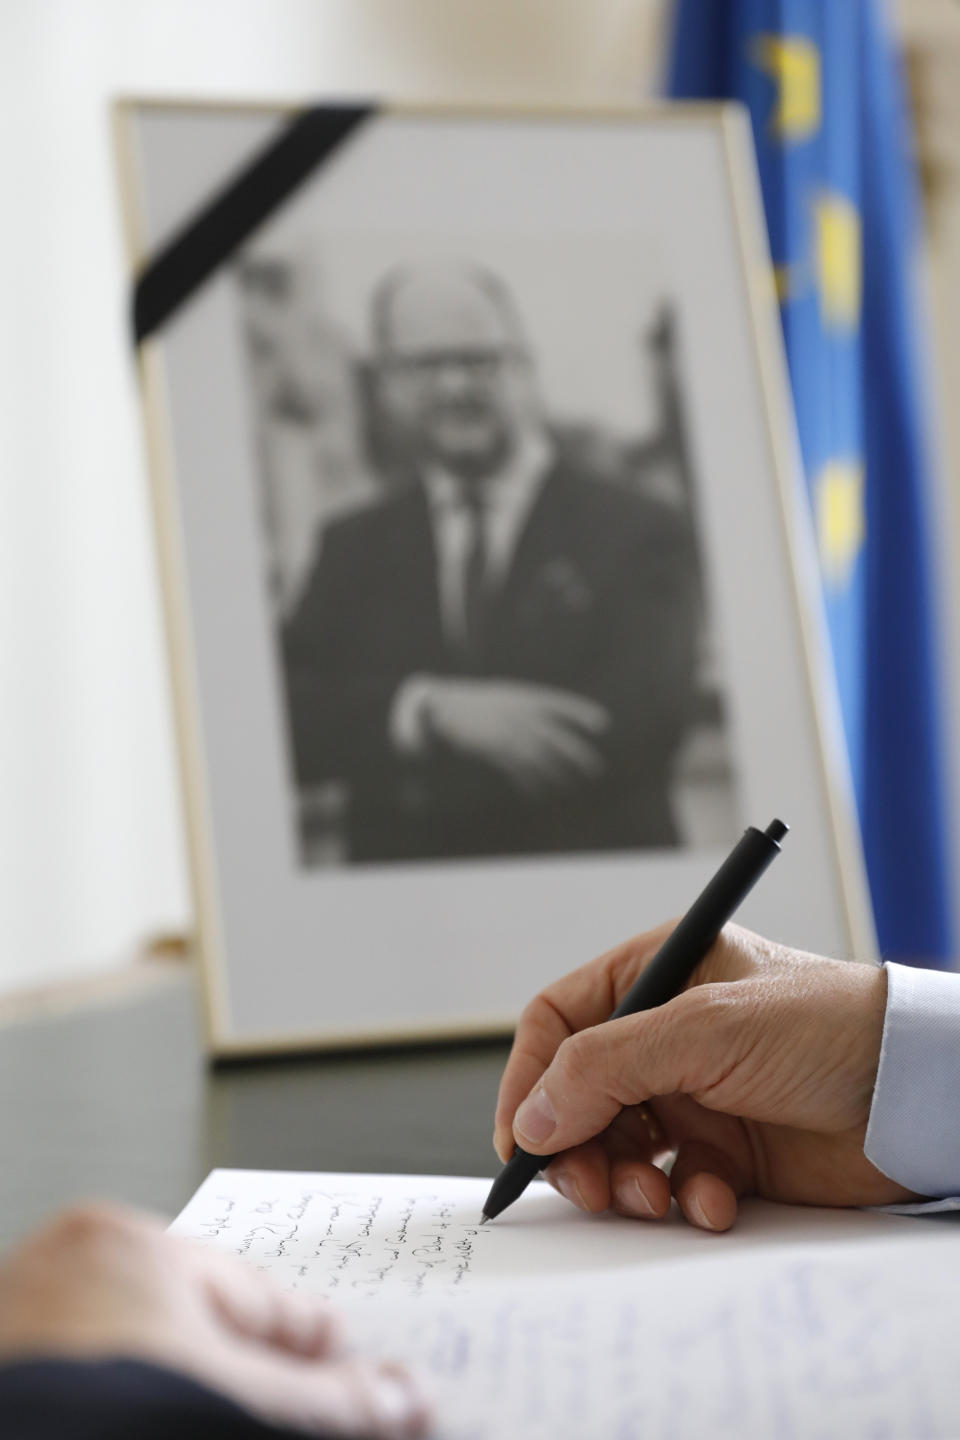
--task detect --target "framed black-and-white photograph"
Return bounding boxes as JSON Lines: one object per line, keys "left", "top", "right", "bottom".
{"left": 117, "top": 100, "right": 875, "bottom": 1054}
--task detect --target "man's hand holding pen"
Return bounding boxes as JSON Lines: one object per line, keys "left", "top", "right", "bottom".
{"left": 494, "top": 923, "right": 920, "bottom": 1231}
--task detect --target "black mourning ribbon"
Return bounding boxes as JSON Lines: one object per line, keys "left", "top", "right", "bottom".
{"left": 132, "top": 103, "right": 373, "bottom": 345}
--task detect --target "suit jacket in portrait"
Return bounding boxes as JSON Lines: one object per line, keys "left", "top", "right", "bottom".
{"left": 283, "top": 460, "right": 700, "bottom": 863}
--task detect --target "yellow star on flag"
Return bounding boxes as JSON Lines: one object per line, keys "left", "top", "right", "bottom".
{"left": 815, "top": 460, "right": 865, "bottom": 589}
{"left": 813, "top": 192, "right": 863, "bottom": 332}
{"left": 750, "top": 35, "right": 822, "bottom": 141}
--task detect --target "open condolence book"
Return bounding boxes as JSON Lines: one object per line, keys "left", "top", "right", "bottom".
{"left": 171, "top": 1169, "right": 960, "bottom": 1438}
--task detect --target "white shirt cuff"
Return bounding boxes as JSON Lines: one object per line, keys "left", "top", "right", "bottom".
{"left": 864, "top": 961, "right": 960, "bottom": 1199}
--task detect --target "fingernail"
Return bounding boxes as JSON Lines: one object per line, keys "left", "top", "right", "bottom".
{"left": 514, "top": 1086, "right": 557, "bottom": 1146}
{"left": 688, "top": 1193, "right": 717, "bottom": 1231}
{"left": 616, "top": 1177, "right": 655, "bottom": 1217}
{"left": 372, "top": 1371, "right": 420, "bottom": 1434}
{"left": 638, "top": 1105, "right": 663, "bottom": 1145}
{"left": 552, "top": 1169, "right": 587, "bottom": 1210}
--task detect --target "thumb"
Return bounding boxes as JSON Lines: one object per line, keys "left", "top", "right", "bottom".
{"left": 512, "top": 989, "right": 724, "bottom": 1155}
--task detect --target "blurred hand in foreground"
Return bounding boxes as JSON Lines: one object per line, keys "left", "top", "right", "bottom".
{"left": 495, "top": 923, "right": 921, "bottom": 1232}
{"left": 0, "top": 1204, "right": 430, "bottom": 1438}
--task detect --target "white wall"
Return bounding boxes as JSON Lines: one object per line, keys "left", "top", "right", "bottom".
{"left": 0, "top": 0, "right": 668, "bottom": 993}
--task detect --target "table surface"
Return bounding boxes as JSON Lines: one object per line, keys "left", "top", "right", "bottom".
{"left": 0, "top": 970, "right": 512, "bottom": 1251}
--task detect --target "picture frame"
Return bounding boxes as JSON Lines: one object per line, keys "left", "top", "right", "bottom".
{"left": 115, "top": 98, "right": 876, "bottom": 1056}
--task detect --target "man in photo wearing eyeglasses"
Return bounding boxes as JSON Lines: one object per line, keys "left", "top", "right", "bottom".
{"left": 283, "top": 259, "right": 699, "bottom": 864}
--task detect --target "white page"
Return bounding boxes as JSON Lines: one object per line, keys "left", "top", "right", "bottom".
{"left": 341, "top": 1244, "right": 960, "bottom": 1439}
{"left": 171, "top": 1170, "right": 960, "bottom": 1437}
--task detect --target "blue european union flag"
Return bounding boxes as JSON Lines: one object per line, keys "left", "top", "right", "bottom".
{"left": 667, "top": 0, "right": 954, "bottom": 964}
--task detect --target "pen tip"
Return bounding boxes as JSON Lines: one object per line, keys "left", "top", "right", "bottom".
{"left": 479, "top": 1213, "right": 490, "bottom": 1225}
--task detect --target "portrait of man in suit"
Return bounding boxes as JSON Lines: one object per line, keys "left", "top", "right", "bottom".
{"left": 279, "top": 257, "right": 706, "bottom": 865}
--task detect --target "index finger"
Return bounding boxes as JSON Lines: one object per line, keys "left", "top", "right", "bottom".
{"left": 493, "top": 921, "right": 677, "bottom": 1162}
{"left": 538, "top": 690, "right": 610, "bottom": 733}
{"left": 186, "top": 1241, "right": 345, "bottom": 1360}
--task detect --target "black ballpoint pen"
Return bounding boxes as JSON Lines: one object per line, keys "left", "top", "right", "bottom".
{"left": 480, "top": 818, "right": 788, "bottom": 1224}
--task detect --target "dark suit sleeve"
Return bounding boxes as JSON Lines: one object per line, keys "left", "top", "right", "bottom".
{"left": 0, "top": 1358, "right": 307, "bottom": 1440}
{"left": 282, "top": 521, "right": 407, "bottom": 789}
{"left": 591, "top": 496, "right": 699, "bottom": 772}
